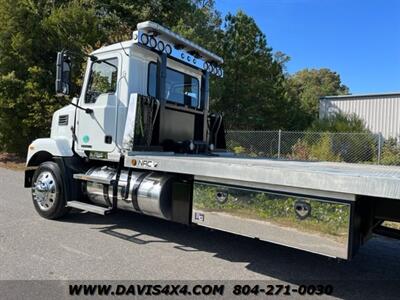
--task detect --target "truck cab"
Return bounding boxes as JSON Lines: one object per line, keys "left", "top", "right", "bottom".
{"left": 47, "top": 21, "right": 225, "bottom": 166}
{"left": 24, "top": 20, "right": 227, "bottom": 246}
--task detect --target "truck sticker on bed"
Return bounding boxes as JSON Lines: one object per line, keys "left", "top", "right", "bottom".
{"left": 194, "top": 212, "right": 204, "bottom": 222}
{"left": 131, "top": 159, "right": 159, "bottom": 168}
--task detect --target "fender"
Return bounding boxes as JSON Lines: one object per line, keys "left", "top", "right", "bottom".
{"left": 26, "top": 137, "right": 73, "bottom": 166}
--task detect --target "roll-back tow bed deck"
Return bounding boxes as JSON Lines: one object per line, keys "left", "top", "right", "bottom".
{"left": 125, "top": 152, "right": 400, "bottom": 259}
{"left": 125, "top": 152, "right": 400, "bottom": 200}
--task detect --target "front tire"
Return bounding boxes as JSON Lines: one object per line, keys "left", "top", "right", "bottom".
{"left": 31, "top": 161, "right": 69, "bottom": 219}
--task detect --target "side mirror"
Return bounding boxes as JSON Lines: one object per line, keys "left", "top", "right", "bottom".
{"left": 55, "top": 51, "right": 71, "bottom": 95}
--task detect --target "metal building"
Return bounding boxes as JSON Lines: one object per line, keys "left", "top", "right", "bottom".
{"left": 319, "top": 92, "right": 400, "bottom": 139}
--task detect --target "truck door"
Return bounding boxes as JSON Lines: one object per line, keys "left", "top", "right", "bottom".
{"left": 76, "top": 55, "right": 120, "bottom": 153}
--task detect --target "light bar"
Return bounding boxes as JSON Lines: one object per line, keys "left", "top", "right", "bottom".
{"left": 137, "top": 21, "right": 223, "bottom": 64}
{"left": 132, "top": 21, "right": 224, "bottom": 78}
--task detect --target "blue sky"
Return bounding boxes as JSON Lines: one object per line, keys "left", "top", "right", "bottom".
{"left": 216, "top": 0, "right": 400, "bottom": 94}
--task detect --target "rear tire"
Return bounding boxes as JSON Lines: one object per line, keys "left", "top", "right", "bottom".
{"left": 31, "top": 161, "right": 70, "bottom": 219}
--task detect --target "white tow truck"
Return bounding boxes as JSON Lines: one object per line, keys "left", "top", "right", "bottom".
{"left": 25, "top": 21, "right": 400, "bottom": 260}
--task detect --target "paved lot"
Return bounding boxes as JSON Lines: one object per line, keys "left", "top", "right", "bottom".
{"left": 1, "top": 167, "right": 400, "bottom": 298}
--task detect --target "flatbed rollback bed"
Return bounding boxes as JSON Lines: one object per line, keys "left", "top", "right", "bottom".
{"left": 24, "top": 21, "right": 400, "bottom": 260}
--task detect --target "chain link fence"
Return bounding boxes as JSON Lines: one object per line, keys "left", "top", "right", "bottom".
{"left": 225, "top": 130, "right": 400, "bottom": 165}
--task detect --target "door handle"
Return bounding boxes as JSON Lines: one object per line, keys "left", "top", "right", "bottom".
{"left": 105, "top": 135, "right": 112, "bottom": 144}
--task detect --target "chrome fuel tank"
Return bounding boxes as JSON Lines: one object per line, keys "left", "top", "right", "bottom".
{"left": 83, "top": 166, "right": 174, "bottom": 220}
{"left": 137, "top": 173, "right": 174, "bottom": 219}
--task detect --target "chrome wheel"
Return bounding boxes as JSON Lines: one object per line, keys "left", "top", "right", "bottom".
{"left": 32, "top": 171, "right": 57, "bottom": 211}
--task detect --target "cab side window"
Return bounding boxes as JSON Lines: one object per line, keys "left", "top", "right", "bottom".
{"left": 148, "top": 62, "right": 200, "bottom": 108}
{"left": 85, "top": 58, "right": 118, "bottom": 103}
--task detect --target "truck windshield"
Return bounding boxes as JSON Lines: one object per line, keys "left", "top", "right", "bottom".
{"left": 148, "top": 62, "right": 199, "bottom": 108}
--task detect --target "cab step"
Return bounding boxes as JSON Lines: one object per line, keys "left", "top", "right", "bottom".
{"left": 73, "top": 173, "right": 114, "bottom": 185}
{"left": 66, "top": 201, "right": 113, "bottom": 215}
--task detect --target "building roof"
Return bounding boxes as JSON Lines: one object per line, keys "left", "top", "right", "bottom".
{"left": 320, "top": 92, "right": 400, "bottom": 100}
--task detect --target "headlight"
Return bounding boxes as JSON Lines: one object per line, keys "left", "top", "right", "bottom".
{"left": 149, "top": 36, "right": 157, "bottom": 48}
{"left": 165, "top": 44, "right": 172, "bottom": 55}
{"left": 140, "top": 33, "right": 149, "bottom": 45}
{"left": 209, "top": 64, "right": 215, "bottom": 74}
{"left": 207, "top": 63, "right": 213, "bottom": 73}
{"left": 157, "top": 40, "right": 165, "bottom": 52}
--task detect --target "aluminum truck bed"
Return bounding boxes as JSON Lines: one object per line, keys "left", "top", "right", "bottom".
{"left": 125, "top": 152, "right": 400, "bottom": 200}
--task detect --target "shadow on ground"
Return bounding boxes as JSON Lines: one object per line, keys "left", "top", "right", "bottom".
{"left": 62, "top": 210, "right": 400, "bottom": 299}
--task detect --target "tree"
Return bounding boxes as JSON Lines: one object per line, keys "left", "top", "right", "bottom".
{"left": 95, "top": 0, "right": 196, "bottom": 41}
{"left": 0, "top": 0, "right": 352, "bottom": 155}
{"left": 172, "top": 0, "right": 223, "bottom": 50}
{"left": 0, "top": 0, "right": 108, "bottom": 154}
{"left": 0, "top": 0, "right": 197, "bottom": 154}
{"left": 211, "top": 11, "right": 290, "bottom": 130}
{"left": 285, "top": 68, "right": 349, "bottom": 129}
{"left": 309, "top": 112, "right": 369, "bottom": 133}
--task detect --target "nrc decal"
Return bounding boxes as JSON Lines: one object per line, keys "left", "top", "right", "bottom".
{"left": 131, "top": 159, "right": 159, "bottom": 168}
